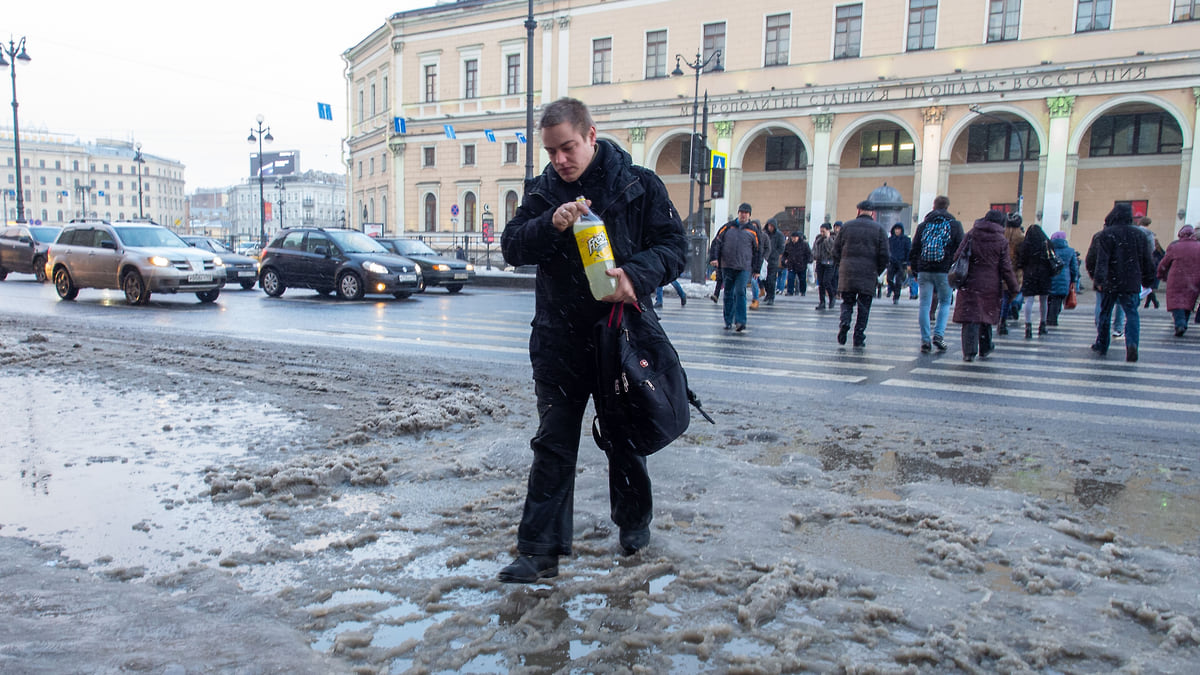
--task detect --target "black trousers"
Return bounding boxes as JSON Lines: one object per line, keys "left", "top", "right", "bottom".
{"left": 765, "top": 266, "right": 780, "bottom": 301}
{"left": 517, "top": 379, "right": 652, "bottom": 556}
{"left": 960, "top": 322, "right": 994, "bottom": 358}
{"left": 839, "top": 291, "right": 873, "bottom": 342}
{"left": 816, "top": 265, "right": 836, "bottom": 305}
{"left": 886, "top": 261, "right": 907, "bottom": 299}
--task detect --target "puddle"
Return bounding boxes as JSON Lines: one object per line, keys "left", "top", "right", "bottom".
{"left": 0, "top": 373, "right": 298, "bottom": 575}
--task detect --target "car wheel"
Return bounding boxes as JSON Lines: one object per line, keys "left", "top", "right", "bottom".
{"left": 33, "top": 257, "right": 48, "bottom": 283}
{"left": 445, "top": 283, "right": 464, "bottom": 294}
{"left": 53, "top": 267, "right": 78, "bottom": 300}
{"left": 260, "top": 267, "right": 286, "bottom": 297}
{"left": 393, "top": 291, "right": 412, "bottom": 299}
{"left": 239, "top": 280, "right": 257, "bottom": 290}
{"left": 337, "top": 271, "right": 364, "bottom": 300}
{"left": 122, "top": 270, "right": 150, "bottom": 305}
{"left": 196, "top": 289, "right": 220, "bottom": 303}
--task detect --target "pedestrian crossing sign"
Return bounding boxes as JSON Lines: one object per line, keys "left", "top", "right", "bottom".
{"left": 711, "top": 151, "right": 726, "bottom": 170}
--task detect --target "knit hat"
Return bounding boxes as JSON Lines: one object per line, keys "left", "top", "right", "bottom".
{"left": 1179, "top": 225, "right": 1195, "bottom": 240}
{"left": 1005, "top": 213, "right": 1023, "bottom": 228}
{"left": 1050, "top": 231, "right": 1067, "bottom": 241}
{"left": 984, "top": 209, "right": 1007, "bottom": 224}
{"left": 738, "top": 202, "right": 752, "bottom": 214}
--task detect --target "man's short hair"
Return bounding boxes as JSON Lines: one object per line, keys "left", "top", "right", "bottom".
{"left": 933, "top": 195, "right": 950, "bottom": 210}
{"left": 538, "top": 97, "right": 594, "bottom": 138}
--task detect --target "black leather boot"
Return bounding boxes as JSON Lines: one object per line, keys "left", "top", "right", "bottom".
{"left": 1024, "top": 322, "right": 1033, "bottom": 339}
{"left": 1038, "top": 321, "right": 1048, "bottom": 335}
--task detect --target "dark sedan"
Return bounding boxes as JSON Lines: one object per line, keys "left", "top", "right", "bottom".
{"left": 375, "top": 238, "right": 474, "bottom": 293}
{"left": 182, "top": 236, "right": 260, "bottom": 289}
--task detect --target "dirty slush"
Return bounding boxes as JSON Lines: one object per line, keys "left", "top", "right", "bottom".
{"left": 1, "top": 313, "right": 1197, "bottom": 674}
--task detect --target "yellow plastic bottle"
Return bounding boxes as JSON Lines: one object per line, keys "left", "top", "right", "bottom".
{"left": 572, "top": 197, "right": 617, "bottom": 300}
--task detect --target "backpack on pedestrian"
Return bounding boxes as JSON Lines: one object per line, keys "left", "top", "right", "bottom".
{"left": 919, "top": 214, "right": 953, "bottom": 263}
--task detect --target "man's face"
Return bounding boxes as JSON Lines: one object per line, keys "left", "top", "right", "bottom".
{"left": 541, "top": 122, "right": 597, "bottom": 183}
{"left": 737, "top": 210, "right": 750, "bottom": 224}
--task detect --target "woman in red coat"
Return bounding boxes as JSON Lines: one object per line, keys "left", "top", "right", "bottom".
{"left": 952, "top": 210, "right": 1020, "bottom": 361}
{"left": 1156, "top": 225, "right": 1200, "bottom": 337}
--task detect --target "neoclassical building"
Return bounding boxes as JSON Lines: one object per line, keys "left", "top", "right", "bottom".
{"left": 342, "top": 0, "right": 1200, "bottom": 252}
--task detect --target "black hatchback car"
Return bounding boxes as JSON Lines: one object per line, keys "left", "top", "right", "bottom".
{"left": 375, "top": 238, "right": 475, "bottom": 293}
{"left": 0, "top": 223, "right": 61, "bottom": 282}
{"left": 258, "top": 227, "right": 423, "bottom": 300}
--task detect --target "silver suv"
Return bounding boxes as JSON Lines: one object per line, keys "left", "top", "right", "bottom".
{"left": 46, "top": 220, "right": 226, "bottom": 304}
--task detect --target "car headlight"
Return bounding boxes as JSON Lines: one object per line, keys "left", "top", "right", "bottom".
{"left": 432, "top": 263, "right": 451, "bottom": 272}
{"left": 149, "top": 255, "right": 171, "bottom": 267}
{"left": 213, "top": 256, "right": 225, "bottom": 267}
{"left": 362, "top": 260, "right": 389, "bottom": 274}
{"left": 465, "top": 264, "right": 475, "bottom": 271}
{"left": 413, "top": 263, "right": 422, "bottom": 274}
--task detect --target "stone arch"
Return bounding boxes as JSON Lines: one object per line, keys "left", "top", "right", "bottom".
{"left": 941, "top": 104, "right": 1047, "bottom": 163}
{"left": 830, "top": 113, "right": 922, "bottom": 163}
{"left": 644, "top": 128, "right": 694, "bottom": 174}
{"left": 1068, "top": 93, "right": 1192, "bottom": 155}
{"left": 729, "top": 120, "right": 812, "bottom": 168}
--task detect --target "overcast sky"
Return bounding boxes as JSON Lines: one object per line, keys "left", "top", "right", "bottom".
{"left": 3, "top": 0, "right": 434, "bottom": 189}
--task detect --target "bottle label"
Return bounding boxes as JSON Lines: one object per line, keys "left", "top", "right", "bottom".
{"left": 575, "top": 225, "right": 613, "bottom": 264}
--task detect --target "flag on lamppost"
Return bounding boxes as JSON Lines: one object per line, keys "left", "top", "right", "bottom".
{"left": 317, "top": 102, "right": 333, "bottom": 121}
{"left": 515, "top": 132, "right": 527, "bottom": 143}
{"left": 444, "top": 124, "right": 456, "bottom": 139}
{"left": 393, "top": 117, "right": 407, "bottom": 134}
{"left": 484, "top": 129, "right": 496, "bottom": 142}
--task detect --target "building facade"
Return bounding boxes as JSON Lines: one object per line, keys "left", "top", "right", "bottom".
{"left": 342, "top": 0, "right": 1200, "bottom": 253}
{"left": 226, "top": 170, "right": 347, "bottom": 246}
{"left": 2, "top": 128, "right": 186, "bottom": 228}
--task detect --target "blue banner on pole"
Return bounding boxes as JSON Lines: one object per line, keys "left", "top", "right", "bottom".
{"left": 484, "top": 129, "right": 496, "bottom": 142}
{"left": 444, "top": 124, "right": 456, "bottom": 139}
{"left": 393, "top": 117, "right": 406, "bottom": 134}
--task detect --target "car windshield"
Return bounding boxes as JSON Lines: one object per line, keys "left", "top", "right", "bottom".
{"left": 328, "top": 230, "right": 388, "bottom": 254}
{"left": 114, "top": 226, "right": 189, "bottom": 248}
{"left": 31, "top": 227, "right": 60, "bottom": 243}
{"left": 196, "top": 239, "right": 233, "bottom": 254}
{"left": 390, "top": 239, "right": 438, "bottom": 256}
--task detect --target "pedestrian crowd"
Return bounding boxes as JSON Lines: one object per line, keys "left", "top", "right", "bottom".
{"left": 700, "top": 195, "right": 1200, "bottom": 364}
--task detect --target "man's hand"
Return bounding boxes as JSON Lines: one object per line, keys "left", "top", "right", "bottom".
{"left": 710, "top": 260, "right": 719, "bottom": 268}
{"left": 550, "top": 199, "right": 591, "bottom": 232}
{"left": 600, "top": 267, "right": 638, "bottom": 304}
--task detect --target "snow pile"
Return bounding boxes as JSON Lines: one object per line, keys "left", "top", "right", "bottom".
{"left": 340, "top": 381, "right": 508, "bottom": 443}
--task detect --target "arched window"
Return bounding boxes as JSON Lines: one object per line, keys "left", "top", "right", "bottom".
{"left": 505, "top": 190, "right": 519, "bottom": 224}
{"left": 424, "top": 193, "right": 437, "bottom": 232}
{"left": 369, "top": 197, "right": 375, "bottom": 223}
{"left": 463, "top": 192, "right": 477, "bottom": 232}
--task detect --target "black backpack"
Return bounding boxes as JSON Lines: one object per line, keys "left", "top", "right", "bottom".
{"left": 592, "top": 302, "right": 713, "bottom": 456}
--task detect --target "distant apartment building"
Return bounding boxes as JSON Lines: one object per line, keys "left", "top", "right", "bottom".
{"left": 1, "top": 128, "right": 186, "bottom": 228}
{"left": 342, "top": 0, "right": 1200, "bottom": 252}
{"left": 225, "top": 170, "right": 347, "bottom": 245}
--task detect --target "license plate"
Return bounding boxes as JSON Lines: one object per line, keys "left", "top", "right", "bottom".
{"left": 453, "top": 272, "right": 468, "bottom": 280}
{"left": 398, "top": 273, "right": 417, "bottom": 282}
{"left": 238, "top": 270, "right": 257, "bottom": 277}
{"left": 188, "top": 273, "right": 213, "bottom": 283}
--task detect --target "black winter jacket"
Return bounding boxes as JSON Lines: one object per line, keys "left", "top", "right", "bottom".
{"left": 709, "top": 219, "right": 763, "bottom": 273}
{"left": 1085, "top": 223, "right": 1156, "bottom": 294}
{"left": 833, "top": 216, "right": 889, "bottom": 295}
{"left": 908, "top": 209, "right": 965, "bottom": 274}
{"left": 501, "top": 140, "right": 687, "bottom": 382}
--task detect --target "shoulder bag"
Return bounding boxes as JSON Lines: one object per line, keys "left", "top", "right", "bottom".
{"left": 947, "top": 236, "right": 972, "bottom": 290}
{"left": 1046, "top": 243, "right": 1065, "bottom": 275}
{"left": 592, "top": 302, "right": 713, "bottom": 456}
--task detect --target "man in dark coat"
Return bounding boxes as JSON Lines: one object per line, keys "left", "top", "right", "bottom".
{"left": 708, "top": 203, "right": 762, "bottom": 331}
{"left": 499, "top": 98, "right": 687, "bottom": 582}
{"left": 909, "top": 195, "right": 965, "bottom": 352}
{"left": 952, "top": 210, "right": 1020, "bottom": 361}
{"left": 812, "top": 223, "right": 837, "bottom": 309}
{"left": 1086, "top": 203, "right": 1156, "bottom": 362}
{"left": 762, "top": 219, "right": 786, "bottom": 305}
{"left": 782, "top": 230, "right": 812, "bottom": 296}
{"left": 833, "top": 200, "right": 889, "bottom": 347}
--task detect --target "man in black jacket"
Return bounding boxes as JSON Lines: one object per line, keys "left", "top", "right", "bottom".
{"left": 909, "top": 195, "right": 965, "bottom": 352}
{"left": 1086, "top": 203, "right": 1156, "bottom": 362}
{"left": 499, "top": 98, "right": 687, "bottom": 583}
{"left": 833, "top": 200, "right": 889, "bottom": 348}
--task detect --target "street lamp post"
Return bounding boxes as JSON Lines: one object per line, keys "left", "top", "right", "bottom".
{"left": 1, "top": 37, "right": 32, "bottom": 223}
{"left": 75, "top": 183, "right": 91, "bottom": 219}
{"left": 672, "top": 48, "right": 722, "bottom": 237}
{"left": 247, "top": 114, "right": 274, "bottom": 245}
{"left": 133, "top": 142, "right": 145, "bottom": 219}
{"left": 969, "top": 105, "right": 1025, "bottom": 216}
{"left": 275, "top": 179, "right": 286, "bottom": 229}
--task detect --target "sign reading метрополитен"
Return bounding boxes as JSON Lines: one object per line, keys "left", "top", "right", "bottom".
{"left": 682, "top": 63, "right": 1159, "bottom": 116}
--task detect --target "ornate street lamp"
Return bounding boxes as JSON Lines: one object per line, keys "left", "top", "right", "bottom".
{"left": 1, "top": 37, "right": 32, "bottom": 223}
{"left": 247, "top": 114, "right": 274, "bottom": 245}
{"left": 969, "top": 105, "right": 1025, "bottom": 216}
{"left": 672, "top": 47, "right": 722, "bottom": 237}
{"left": 133, "top": 142, "right": 146, "bottom": 219}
